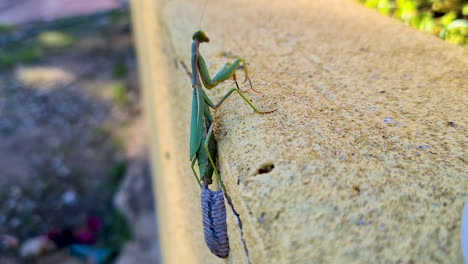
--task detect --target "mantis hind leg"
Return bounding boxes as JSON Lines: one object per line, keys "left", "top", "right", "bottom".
{"left": 204, "top": 123, "right": 226, "bottom": 193}
{"left": 191, "top": 158, "right": 202, "bottom": 188}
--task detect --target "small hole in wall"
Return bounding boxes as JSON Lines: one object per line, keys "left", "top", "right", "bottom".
{"left": 353, "top": 186, "right": 361, "bottom": 194}
{"left": 255, "top": 163, "right": 275, "bottom": 175}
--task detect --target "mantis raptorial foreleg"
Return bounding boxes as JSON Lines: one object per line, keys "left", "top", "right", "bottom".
{"left": 198, "top": 55, "right": 253, "bottom": 90}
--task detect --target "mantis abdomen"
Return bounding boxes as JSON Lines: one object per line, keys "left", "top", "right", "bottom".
{"left": 201, "top": 183, "right": 230, "bottom": 258}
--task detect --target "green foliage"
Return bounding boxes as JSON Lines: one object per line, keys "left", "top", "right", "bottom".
{"left": 105, "top": 81, "right": 129, "bottom": 106}
{"left": 92, "top": 161, "right": 132, "bottom": 249}
{"left": 98, "top": 210, "right": 133, "bottom": 248}
{"left": 0, "top": 30, "right": 73, "bottom": 71}
{"left": 360, "top": 0, "right": 467, "bottom": 47}
{"left": 0, "top": 23, "right": 15, "bottom": 33}
{"left": 440, "top": 19, "right": 468, "bottom": 46}
{"left": 107, "top": 161, "right": 128, "bottom": 191}
{"left": 17, "top": 45, "right": 44, "bottom": 62}
{"left": 394, "top": 0, "right": 418, "bottom": 22}
{"left": 109, "top": 8, "right": 130, "bottom": 23}
{"left": 365, "top": 0, "right": 395, "bottom": 14}
{"left": 440, "top": 11, "right": 457, "bottom": 26}
{"left": 112, "top": 63, "right": 129, "bottom": 78}
{"left": 407, "top": 11, "right": 436, "bottom": 32}
{"left": 0, "top": 44, "right": 44, "bottom": 70}
{"left": 432, "top": 0, "right": 465, "bottom": 13}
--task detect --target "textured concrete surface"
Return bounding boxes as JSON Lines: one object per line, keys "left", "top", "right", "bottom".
{"left": 132, "top": 0, "right": 467, "bottom": 263}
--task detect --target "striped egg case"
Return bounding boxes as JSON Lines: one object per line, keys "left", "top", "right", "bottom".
{"left": 201, "top": 184, "right": 230, "bottom": 258}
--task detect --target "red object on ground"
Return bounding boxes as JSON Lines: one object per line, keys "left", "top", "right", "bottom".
{"left": 46, "top": 216, "right": 103, "bottom": 247}
{"left": 74, "top": 216, "right": 103, "bottom": 244}
{"left": 86, "top": 216, "right": 103, "bottom": 232}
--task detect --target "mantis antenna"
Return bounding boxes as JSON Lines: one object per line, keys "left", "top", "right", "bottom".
{"left": 198, "top": 0, "right": 209, "bottom": 30}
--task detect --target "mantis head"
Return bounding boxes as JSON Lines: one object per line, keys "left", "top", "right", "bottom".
{"left": 193, "top": 30, "right": 210, "bottom": 43}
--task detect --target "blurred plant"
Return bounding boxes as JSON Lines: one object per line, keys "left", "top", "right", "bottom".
{"left": 359, "top": 0, "right": 467, "bottom": 47}
{"left": 440, "top": 19, "right": 468, "bottom": 46}
{"left": 0, "top": 44, "right": 43, "bottom": 70}
{"left": 0, "top": 30, "right": 73, "bottom": 71}
{"left": 0, "top": 23, "right": 15, "bottom": 33}
{"left": 364, "top": 0, "right": 395, "bottom": 15}
{"left": 104, "top": 81, "right": 129, "bottom": 106}
{"left": 112, "top": 63, "right": 128, "bottom": 78}
{"left": 107, "top": 161, "right": 128, "bottom": 191}
{"left": 432, "top": 0, "right": 465, "bottom": 13}
{"left": 98, "top": 210, "right": 132, "bottom": 249}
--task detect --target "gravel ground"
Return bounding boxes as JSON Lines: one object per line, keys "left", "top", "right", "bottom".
{"left": 0, "top": 8, "right": 154, "bottom": 263}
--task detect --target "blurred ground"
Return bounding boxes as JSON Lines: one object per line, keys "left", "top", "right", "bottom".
{"left": 0, "top": 0, "right": 127, "bottom": 24}
{"left": 0, "top": 3, "right": 159, "bottom": 264}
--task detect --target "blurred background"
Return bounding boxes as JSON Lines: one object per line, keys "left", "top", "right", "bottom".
{"left": 358, "top": 0, "right": 467, "bottom": 47}
{"left": 0, "top": 0, "right": 465, "bottom": 263}
{"left": 0, "top": 0, "right": 159, "bottom": 263}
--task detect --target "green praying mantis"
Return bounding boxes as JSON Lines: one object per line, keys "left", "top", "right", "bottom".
{"left": 189, "top": 30, "right": 275, "bottom": 258}
{"left": 190, "top": 29, "right": 275, "bottom": 191}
